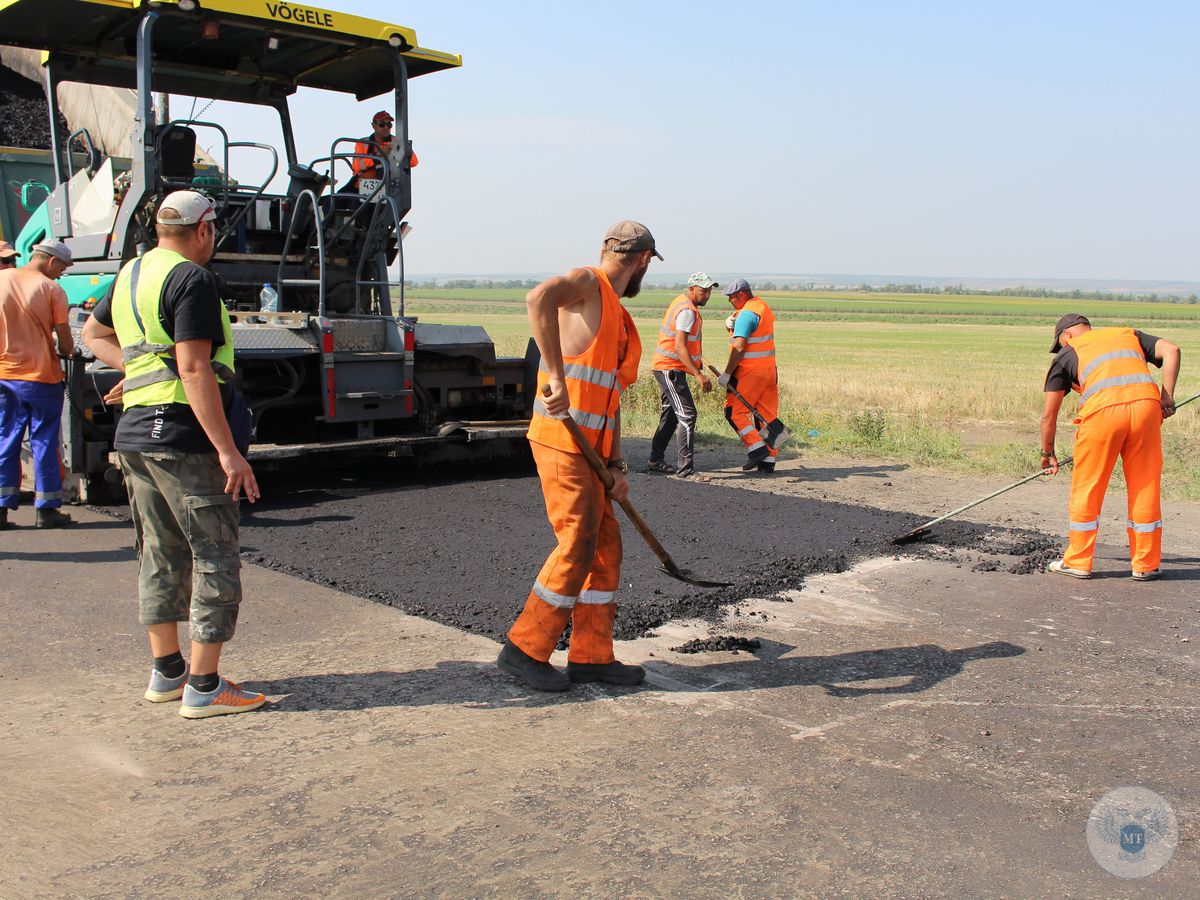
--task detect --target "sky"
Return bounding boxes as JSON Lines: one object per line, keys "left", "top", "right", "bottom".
{"left": 194, "top": 1, "right": 1200, "bottom": 281}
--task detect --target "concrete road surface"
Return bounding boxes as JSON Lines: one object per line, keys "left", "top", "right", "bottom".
{"left": 1, "top": 461, "right": 1195, "bottom": 897}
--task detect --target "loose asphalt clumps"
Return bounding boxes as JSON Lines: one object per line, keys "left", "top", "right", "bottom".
{"left": 223, "top": 463, "right": 1060, "bottom": 643}
{"left": 0, "top": 64, "right": 67, "bottom": 149}
{"left": 671, "top": 636, "right": 762, "bottom": 654}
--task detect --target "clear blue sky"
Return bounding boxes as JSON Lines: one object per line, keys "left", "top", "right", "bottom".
{"left": 201, "top": 1, "right": 1199, "bottom": 281}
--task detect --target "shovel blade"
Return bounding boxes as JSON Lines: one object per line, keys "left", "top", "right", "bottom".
{"left": 765, "top": 421, "right": 790, "bottom": 451}
{"left": 657, "top": 564, "right": 731, "bottom": 589}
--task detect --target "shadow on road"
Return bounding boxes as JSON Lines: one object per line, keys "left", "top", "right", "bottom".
{"left": 246, "top": 640, "right": 1025, "bottom": 712}
{"left": 0, "top": 547, "right": 135, "bottom": 563}
{"left": 786, "top": 464, "right": 909, "bottom": 484}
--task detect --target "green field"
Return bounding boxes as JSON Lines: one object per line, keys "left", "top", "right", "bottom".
{"left": 405, "top": 289, "right": 1200, "bottom": 499}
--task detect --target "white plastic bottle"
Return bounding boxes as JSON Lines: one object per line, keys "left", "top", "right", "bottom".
{"left": 259, "top": 283, "right": 279, "bottom": 314}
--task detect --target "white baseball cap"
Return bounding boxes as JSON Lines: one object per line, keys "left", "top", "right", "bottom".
{"left": 157, "top": 190, "right": 217, "bottom": 225}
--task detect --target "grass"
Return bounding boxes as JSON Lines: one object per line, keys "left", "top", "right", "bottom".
{"left": 404, "top": 289, "right": 1200, "bottom": 500}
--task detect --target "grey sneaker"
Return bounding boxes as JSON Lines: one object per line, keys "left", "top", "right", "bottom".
{"left": 1131, "top": 569, "right": 1162, "bottom": 582}
{"left": 144, "top": 664, "right": 189, "bottom": 702}
{"left": 1047, "top": 559, "right": 1090, "bottom": 579}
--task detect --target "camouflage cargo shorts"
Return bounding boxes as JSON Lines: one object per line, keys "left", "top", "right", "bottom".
{"left": 118, "top": 450, "right": 242, "bottom": 644}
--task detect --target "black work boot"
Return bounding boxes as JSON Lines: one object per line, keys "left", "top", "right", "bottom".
{"left": 0, "top": 508, "right": 9, "bottom": 529}
{"left": 35, "top": 508, "right": 72, "bottom": 529}
{"left": 567, "top": 660, "right": 646, "bottom": 686}
{"left": 756, "top": 461, "right": 777, "bottom": 475}
{"left": 742, "top": 446, "right": 770, "bottom": 470}
{"left": 497, "top": 639, "right": 569, "bottom": 692}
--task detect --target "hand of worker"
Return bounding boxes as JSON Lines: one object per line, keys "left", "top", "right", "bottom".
{"left": 102, "top": 378, "right": 125, "bottom": 407}
{"left": 542, "top": 377, "right": 569, "bottom": 418}
{"left": 698, "top": 373, "right": 713, "bottom": 394}
{"left": 606, "top": 468, "right": 629, "bottom": 503}
{"left": 219, "top": 449, "right": 260, "bottom": 504}
{"left": 724, "top": 314, "right": 737, "bottom": 331}
{"left": 1161, "top": 388, "right": 1176, "bottom": 419}
{"left": 1040, "top": 451, "right": 1059, "bottom": 477}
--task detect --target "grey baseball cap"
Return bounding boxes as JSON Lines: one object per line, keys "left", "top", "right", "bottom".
{"left": 32, "top": 239, "right": 73, "bottom": 265}
{"left": 602, "top": 220, "right": 663, "bottom": 260}
{"left": 0, "top": 241, "right": 18, "bottom": 260}
{"left": 1050, "top": 313, "right": 1090, "bottom": 353}
{"left": 722, "top": 277, "right": 752, "bottom": 296}
{"left": 157, "top": 190, "right": 217, "bottom": 226}
{"left": 687, "top": 271, "right": 719, "bottom": 289}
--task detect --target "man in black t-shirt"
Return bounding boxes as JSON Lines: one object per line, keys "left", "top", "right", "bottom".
{"left": 1039, "top": 313, "right": 1181, "bottom": 582}
{"left": 83, "top": 190, "right": 267, "bottom": 719}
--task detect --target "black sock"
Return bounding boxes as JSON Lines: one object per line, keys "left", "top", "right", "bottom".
{"left": 153, "top": 651, "right": 186, "bottom": 679}
{"left": 189, "top": 671, "right": 220, "bottom": 692}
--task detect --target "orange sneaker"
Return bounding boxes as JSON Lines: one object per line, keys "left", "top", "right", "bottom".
{"left": 178, "top": 677, "right": 266, "bottom": 719}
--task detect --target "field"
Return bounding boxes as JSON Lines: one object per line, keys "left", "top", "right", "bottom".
{"left": 405, "top": 288, "right": 1200, "bottom": 499}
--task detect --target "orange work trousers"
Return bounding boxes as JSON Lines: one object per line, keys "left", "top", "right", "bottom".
{"left": 508, "top": 442, "right": 622, "bottom": 664}
{"left": 1064, "top": 399, "right": 1163, "bottom": 574}
{"left": 724, "top": 367, "right": 779, "bottom": 461}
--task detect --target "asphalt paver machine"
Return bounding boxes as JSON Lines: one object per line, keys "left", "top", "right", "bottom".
{"left": 0, "top": 0, "right": 536, "bottom": 498}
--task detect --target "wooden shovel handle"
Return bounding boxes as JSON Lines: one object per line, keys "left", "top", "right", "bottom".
{"left": 544, "top": 385, "right": 678, "bottom": 570}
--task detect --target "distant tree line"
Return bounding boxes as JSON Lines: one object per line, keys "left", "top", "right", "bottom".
{"left": 407, "top": 277, "right": 1198, "bottom": 305}
{"left": 658, "top": 280, "right": 1198, "bottom": 304}
{"left": 405, "top": 279, "right": 541, "bottom": 290}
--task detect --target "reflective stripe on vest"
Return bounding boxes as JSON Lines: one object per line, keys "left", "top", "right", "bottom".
{"left": 526, "top": 266, "right": 626, "bottom": 457}
{"left": 653, "top": 294, "right": 703, "bottom": 372}
{"left": 1069, "top": 328, "right": 1159, "bottom": 418}
{"left": 110, "top": 247, "right": 236, "bottom": 410}
{"left": 731, "top": 297, "right": 775, "bottom": 370}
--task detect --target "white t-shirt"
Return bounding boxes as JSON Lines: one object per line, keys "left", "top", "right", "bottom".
{"left": 673, "top": 307, "right": 696, "bottom": 334}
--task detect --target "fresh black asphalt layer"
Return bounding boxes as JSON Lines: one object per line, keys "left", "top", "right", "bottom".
{"left": 227, "top": 462, "right": 1060, "bottom": 643}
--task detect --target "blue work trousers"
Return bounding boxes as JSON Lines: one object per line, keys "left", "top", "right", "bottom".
{"left": 0, "top": 379, "right": 65, "bottom": 509}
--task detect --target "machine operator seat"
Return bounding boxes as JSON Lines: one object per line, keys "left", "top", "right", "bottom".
{"left": 157, "top": 125, "right": 197, "bottom": 188}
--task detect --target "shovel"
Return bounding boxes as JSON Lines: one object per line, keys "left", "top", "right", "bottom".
{"left": 542, "top": 385, "right": 730, "bottom": 588}
{"left": 705, "top": 363, "right": 790, "bottom": 450}
{"left": 890, "top": 391, "right": 1200, "bottom": 544}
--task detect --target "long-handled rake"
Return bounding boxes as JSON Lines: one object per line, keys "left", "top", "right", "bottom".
{"left": 890, "top": 392, "right": 1199, "bottom": 544}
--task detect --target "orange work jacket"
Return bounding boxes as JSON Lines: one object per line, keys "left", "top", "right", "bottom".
{"left": 352, "top": 137, "right": 418, "bottom": 182}
{"left": 1070, "top": 327, "right": 1160, "bottom": 419}
{"left": 731, "top": 297, "right": 776, "bottom": 372}
{"left": 652, "top": 294, "right": 703, "bottom": 372}
{"left": 527, "top": 267, "right": 635, "bottom": 458}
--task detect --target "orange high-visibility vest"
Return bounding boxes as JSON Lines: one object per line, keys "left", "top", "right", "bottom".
{"left": 653, "top": 294, "right": 703, "bottom": 372}
{"left": 1070, "top": 328, "right": 1160, "bottom": 419}
{"left": 527, "top": 267, "right": 629, "bottom": 457}
{"left": 352, "top": 137, "right": 418, "bottom": 181}
{"left": 732, "top": 297, "right": 775, "bottom": 372}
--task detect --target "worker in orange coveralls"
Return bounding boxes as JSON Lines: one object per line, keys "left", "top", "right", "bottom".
{"left": 717, "top": 278, "right": 779, "bottom": 473}
{"left": 1040, "top": 313, "right": 1181, "bottom": 581}
{"left": 497, "top": 221, "right": 660, "bottom": 691}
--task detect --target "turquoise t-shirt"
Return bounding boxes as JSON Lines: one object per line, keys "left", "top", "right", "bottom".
{"left": 733, "top": 310, "right": 760, "bottom": 340}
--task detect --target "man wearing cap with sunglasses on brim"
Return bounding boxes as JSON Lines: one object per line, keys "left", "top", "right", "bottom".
{"left": 0, "top": 241, "right": 19, "bottom": 269}
{"left": 497, "top": 220, "right": 659, "bottom": 692}
{"left": 0, "top": 239, "right": 76, "bottom": 530}
{"left": 1040, "top": 313, "right": 1181, "bottom": 582}
{"left": 84, "top": 190, "right": 268, "bottom": 719}
{"left": 648, "top": 271, "right": 717, "bottom": 481}
{"left": 350, "top": 109, "right": 418, "bottom": 190}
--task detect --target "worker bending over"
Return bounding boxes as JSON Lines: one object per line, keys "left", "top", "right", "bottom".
{"left": 718, "top": 278, "right": 779, "bottom": 473}
{"left": 498, "top": 220, "right": 659, "bottom": 691}
{"left": 1040, "top": 313, "right": 1180, "bottom": 581}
